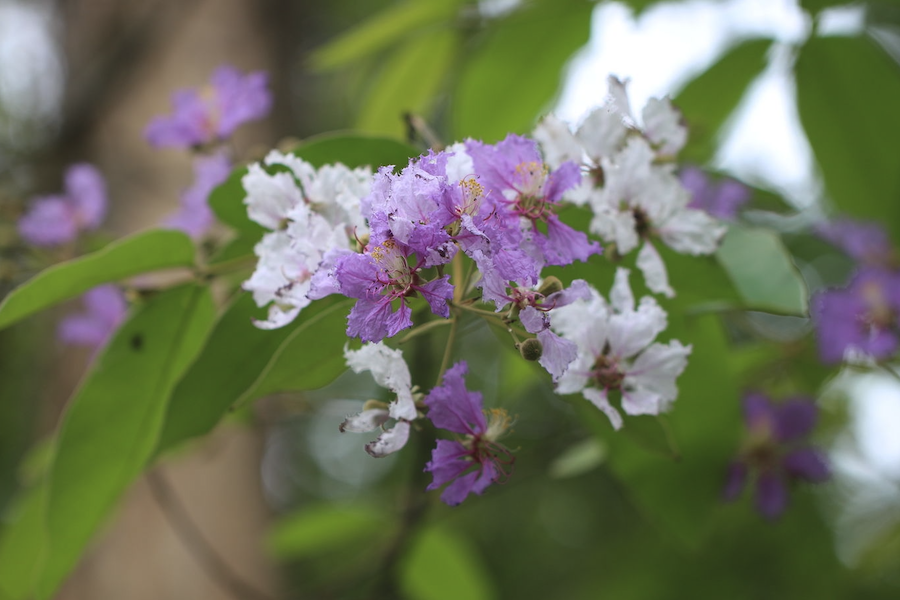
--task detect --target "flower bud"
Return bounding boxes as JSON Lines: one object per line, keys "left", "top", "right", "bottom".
{"left": 538, "top": 276, "right": 564, "bottom": 297}
{"left": 518, "top": 338, "right": 543, "bottom": 361}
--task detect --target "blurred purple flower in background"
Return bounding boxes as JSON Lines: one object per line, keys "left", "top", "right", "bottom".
{"left": 723, "top": 392, "right": 830, "bottom": 519}
{"left": 424, "top": 362, "right": 514, "bottom": 506}
{"left": 164, "top": 152, "right": 232, "bottom": 239}
{"left": 18, "top": 163, "right": 107, "bottom": 247}
{"left": 58, "top": 285, "right": 128, "bottom": 350}
{"left": 811, "top": 268, "right": 900, "bottom": 364}
{"left": 680, "top": 166, "right": 750, "bottom": 222}
{"left": 145, "top": 65, "right": 272, "bottom": 149}
{"left": 815, "top": 217, "right": 894, "bottom": 266}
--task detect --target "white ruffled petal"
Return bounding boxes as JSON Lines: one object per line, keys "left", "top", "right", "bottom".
{"left": 534, "top": 115, "right": 584, "bottom": 168}
{"left": 344, "top": 343, "right": 416, "bottom": 421}
{"left": 365, "top": 421, "right": 410, "bottom": 457}
{"left": 583, "top": 387, "right": 623, "bottom": 430}
{"left": 340, "top": 408, "right": 390, "bottom": 433}
{"left": 637, "top": 242, "right": 675, "bottom": 298}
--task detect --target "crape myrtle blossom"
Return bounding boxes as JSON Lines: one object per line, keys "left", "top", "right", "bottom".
{"left": 723, "top": 393, "right": 830, "bottom": 519}
{"left": 811, "top": 267, "right": 900, "bottom": 364}
{"left": 341, "top": 342, "right": 418, "bottom": 457}
{"left": 164, "top": 152, "right": 232, "bottom": 239}
{"left": 534, "top": 76, "right": 726, "bottom": 297}
{"left": 815, "top": 217, "right": 895, "bottom": 267}
{"left": 466, "top": 134, "right": 602, "bottom": 270}
{"left": 58, "top": 285, "right": 128, "bottom": 350}
{"left": 424, "top": 361, "right": 514, "bottom": 506}
{"left": 18, "top": 163, "right": 107, "bottom": 247}
{"left": 242, "top": 150, "right": 372, "bottom": 329}
{"left": 551, "top": 268, "right": 691, "bottom": 430}
{"left": 680, "top": 166, "right": 750, "bottom": 222}
{"left": 145, "top": 65, "right": 272, "bottom": 149}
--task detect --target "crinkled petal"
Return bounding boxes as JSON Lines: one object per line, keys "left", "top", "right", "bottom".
{"left": 637, "top": 241, "right": 675, "bottom": 298}
{"left": 424, "top": 361, "right": 486, "bottom": 435}
{"left": 755, "top": 471, "right": 788, "bottom": 519}
{"left": 783, "top": 448, "right": 830, "bottom": 482}
{"left": 536, "top": 329, "right": 578, "bottom": 382}
{"left": 583, "top": 387, "right": 623, "bottom": 430}
{"left": 774, "top": 397, "right": 818, "bottom": 442}
{"left": 365, "top": 421, "right": 410, "bottom": 457}
{"left": 340, "top": 408, "right": 391, "bottom": 433}
{"left": 344, "top": 342, "right": 415, "bottom": 421}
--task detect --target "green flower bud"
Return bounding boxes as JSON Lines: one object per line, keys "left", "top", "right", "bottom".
{"left": 519, "top": 338, "right": 543, "bottom": 361}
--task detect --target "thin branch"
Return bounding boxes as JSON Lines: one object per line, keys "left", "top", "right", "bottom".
{"left": 146, "top": 469, "right": 277, "bottom": 600}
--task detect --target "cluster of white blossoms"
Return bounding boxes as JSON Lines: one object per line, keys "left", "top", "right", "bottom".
{"left": 552, "top": 268, "right": 691, "bottom": 430}
{"left": 241, "top": 150, "right": 372, "bottom": 328}
{"left": 534, "top": 76, "right": 726, "bottom": 297}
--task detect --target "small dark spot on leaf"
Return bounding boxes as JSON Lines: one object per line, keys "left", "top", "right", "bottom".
{"left": 131, "top": 334, "right": 143, "bottom": 351}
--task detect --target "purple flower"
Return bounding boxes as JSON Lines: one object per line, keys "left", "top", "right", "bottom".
{"left": 164, "top": 152, "right": 232, "bottom": 239}
{"left": 18, "top": 164, "right": 107, "bottom": 247}
{"left": 811, "top": 268, "right": 900, "bottom": 364}
{"left": 333, "top": 238, "right": 454, "bottom": 342}
{"left": 723, "top": 393, "right": 830, "bottom": 519}
{"left": 424, "top": 362, "right": 514, "bottom": 506}
{"left": 145, "top": 65, "right": 272, "bottom": 149}
{"left": 466, "top": 134, "right": 601, "bottom": 268}
{"left": 815, "top": 217, "right": 894, "bottom": 266}
{"left": 680, "top": 166, "right": 749, "bottom": 222}
{"left": 58, "top": 285, "right": 128, "bottom": 350}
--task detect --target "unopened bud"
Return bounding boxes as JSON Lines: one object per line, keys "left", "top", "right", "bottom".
{"left": 518, "top": 338, "right": 543, "bottom": 361}
{"left": 538, "top": 276, "right": 564, "bottom": 297}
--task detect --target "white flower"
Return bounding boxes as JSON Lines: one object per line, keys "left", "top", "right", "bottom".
{"left": 552, "top": 268, "right": 692, "bottom": 430}
{"left": 342, "top": 343, "right": 417, "bottom": 457}
{"left": 241, "top": 151, "right": 372, "bottom": 329}
{"left": 533, "top": 77, "right": 726, "bottom": 298}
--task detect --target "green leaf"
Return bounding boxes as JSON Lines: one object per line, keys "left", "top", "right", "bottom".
{"left": 0, "top": 485, "right": 46, "bottom": 600}
{"left": 356, "top": 28, "right": 458, "bottom": 137}
{"left": 716, "top": 225, "right": 808, "bottom": 316}
{"left": 400, "top": 524, "right": 496, "bottom": 600}
{"left": 674, "top": 38, "right": 772, "bottom": 163}
{"left": 453, "top": 0, "right": 593, "bottom": 142}
{"left": 157, "top": 296, "right": 352, "bottom": 454}
{"left": 266, "top": 504, "right": 389, "bottom": 559}
{"left": 292, "top": 131, "right": 422, "bottom": 169}
{"left": 309, "top": 0, "right": 462, "bottom": 71}
{"left": 37, "top": 284, "right": 215, "bottom": 599}
{"left": 236, "top": 298, "right": 353, "bottom": 406}
{"left": 795, "top": 35, "right": 900, "bottom": 243}
{"left": 548, "top": 437, "right": 607, "bottom": 479}
{"left": 0, "top": 229, "right": 195, "bottom": 331}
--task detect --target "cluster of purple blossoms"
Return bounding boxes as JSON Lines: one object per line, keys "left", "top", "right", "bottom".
{"left": 18, "top": 164, "right": 107, "bottom": 247}
{"left": 308, "top": 135, "right": 600, "bottom": 347}
{"left": 145, "top": 65, "right": 272, "bottom": 149}
{"left": 723, "top": 393, "right": 830, "bottom": 519}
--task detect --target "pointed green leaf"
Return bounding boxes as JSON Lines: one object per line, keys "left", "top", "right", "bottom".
{"left": 795, "top": 35, "right": 900, "bottom": 243}
{"left": 400, "top": 525, "right": 496, "bottom": 600}
{"left": 0, "top": 230, "right": 195, "bottom": 331}
{"left": 356, "top": 28, "right": 458, "bottom": 137}
{"left": 309, "top": 0, "right": 461, "bottom": 71}
{"left": 716, "top": 225, "right": 808, "bottom": 316}
{"left": 37, "top": 284, "right": 215, "bottom": 598}
{"left": 267, "top": 504, "right": 390, "bottom": 559}
{"left": 453, "top": 0, "right": 593, "bottom": 142}
{"left": 0, "top": 485, "right": 46, "bottom": 600}
{"left": 675, "top": 38, "right": 772, "bottom": 163}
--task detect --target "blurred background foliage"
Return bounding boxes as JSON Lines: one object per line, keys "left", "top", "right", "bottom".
{"left": 1, "top": 0, "right": 900, "bottom": 598}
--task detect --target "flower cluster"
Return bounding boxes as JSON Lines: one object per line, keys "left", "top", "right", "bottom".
{"left": 18, "top": 164, "right": 107, "bottom": 247}
{"left": 552, "top": 268, "right": 691, "bottom": 429}
{"left": 145, "top": 65, "right": 272, "bottom": 150}
{"left": 723, "top": 393, "right": 830, "bottom": 519}
{"left": 240, "top": 81, "right": 742, "bottom": 506}
{"left": 534, "top": 76, "right": 726, "bottom": 297}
